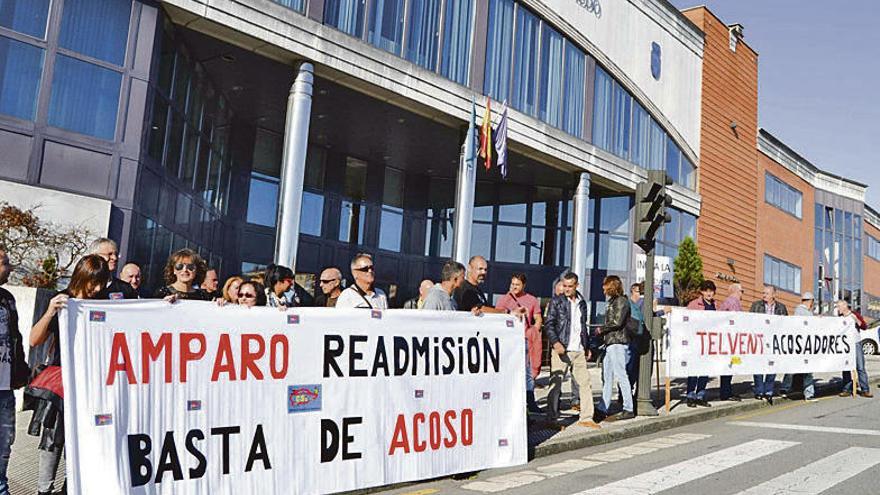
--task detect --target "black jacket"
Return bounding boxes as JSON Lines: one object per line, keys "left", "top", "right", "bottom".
{"left": 0, "top": 287, "right": 30, "bottom": 389}
{"left": 96, "top": 277, "right": 139, "bottom": 300}
{"left": 601, "top": 295, "right": 631, "bottom": 346}
{"left": 545, "top": 292, "right": 589, "bottom": 351}
{"left": 749, "top": 300, "right": 788, "bottom": 316}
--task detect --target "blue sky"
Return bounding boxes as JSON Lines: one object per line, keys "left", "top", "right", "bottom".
{"left": 669, "top": 0, "right": 880, "bottom": 208}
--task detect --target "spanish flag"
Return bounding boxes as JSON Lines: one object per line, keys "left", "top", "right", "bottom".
{"left": 479, "top": 97, "right": 492, "bottom": 170}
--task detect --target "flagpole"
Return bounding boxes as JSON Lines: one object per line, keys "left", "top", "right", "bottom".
{"left": 452, "top": 99, "right": 478, "bottom": 265}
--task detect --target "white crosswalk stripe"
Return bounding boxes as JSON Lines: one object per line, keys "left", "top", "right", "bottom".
{"left": 571, "top": 439, "right": 799, "bottom": 495}
{"left": 735, "top": 447, "right": 880, "bottom": 495}
{"left": 729, "top": 421, "right": 880, "bottom": 436}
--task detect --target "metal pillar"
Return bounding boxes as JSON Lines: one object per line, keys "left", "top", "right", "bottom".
{"left": 637, "top": 247, "right": 660, "bottom": 416}
{"left": 452, "top": 141, "right": 477, "bottom": 265}
{"left": 570, "top": 173, "right": 591, "bottom": 286}
{"left": 274, "top": 62, "right": 314, "bottom": 269}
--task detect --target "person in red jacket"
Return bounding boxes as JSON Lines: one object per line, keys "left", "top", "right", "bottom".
{"left": 684, "top": 281, "right": 717, "bottom": 407}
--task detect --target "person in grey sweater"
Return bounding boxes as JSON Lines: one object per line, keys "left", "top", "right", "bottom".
{"left": 422, "top": 260, "right": 466, "bottom": 311}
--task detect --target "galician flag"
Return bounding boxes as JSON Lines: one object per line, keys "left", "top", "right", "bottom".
{"left": 464, "top": 98, "right": 478, "bottom": 171}
{"left": 479, "top": 97, "right": 492, "bottom": 170}
{"left": 494, "top": 101, "right": 509, "bottom": 178}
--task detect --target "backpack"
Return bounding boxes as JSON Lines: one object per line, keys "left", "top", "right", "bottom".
{"left": 627, "top": 300, "right": 645, "bottom": 337}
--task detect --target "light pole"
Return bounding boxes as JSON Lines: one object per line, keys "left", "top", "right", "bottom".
{"left": 520, "top": 240, "right": 544, "bottom": 263}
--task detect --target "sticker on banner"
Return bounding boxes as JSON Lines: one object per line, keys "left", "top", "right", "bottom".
{"left": 288, "top": 385, "right": 322, "bottom": 413}
{"left": 371, "top": 310, "right": 382, "bottom": 319}
{"left": 482, "top": 392, "right": 491, "bottom": 400}
{"left": 287, "top": 314, "right": 300, "bottom": 324}
{"left": 187, "top": 400, "right": 202, "bottom": 411}
{"left": 94, "top": 414, "right": 113, "bottom": 426}
{"left": 506, "top": 320, "right": 514, "bottom": 328}
{"left": 108, "top": 292, "right": 124, "bottom": 300}
{"left": 729, "top": 320, "right": 735, "bottom": 326}
{"left": 89, "top": 311, "right": 106, "bottom": 322}
{"left": 683, "top": 316, "right": 689, "bottom": 322}
{"left": 730, "top": 357, "right": 742, "bottom": 365}
{"left": 498, "top": 439, "right": 509, "bottom": 447}
{"left": 414, "top": 389, "right": 424, "bottom": 399}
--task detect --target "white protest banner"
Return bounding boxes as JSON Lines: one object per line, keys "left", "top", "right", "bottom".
{"left": 666, "top": 308, "right": 858, "bottom": 377}
{"left": 636, "top": 254, "right": 673, "bottom": 299}
{"left": 60, "top": 300, "right": 527, "bottom": 495}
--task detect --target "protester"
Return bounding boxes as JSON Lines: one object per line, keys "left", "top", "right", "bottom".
{"left": 119, "top": 262, "right": 142, "bottom": 295}
{"left": 202, "top": 267, "right": 221, "bottom": 299}
{"left": 422, "top": 261, "right": 465, "bottom": 311}
{"left": 547, "top": 275, "right": 578, "bottom": 398}
{"left": 265, "top": 264, "right": 295, "bottom": 308}
{"left": 28, "top": 254, "right": 112, "bottom": 494}
{"left": 222, "top": 276, "right": 244, "bottom": 304}
{"left": 837, "top": 300, "right": 872, "bottom": 398}
{"left": 89, "top": 237, "right": 138, "bottom": 300}
{"left": 237, "top": 280, "right": 267, "bottom": 308}
{"left": 749, "top": 285, "right": 788, "bottom": 403}
{"left": 781, "top": 292, "right": 818, "bottom": 402}
{"left": 316, "top": 267, "right": 343, "bottom": 307}
{"left": 404, "top": 279, "right": 434, "bottom": 309}
{"left": 717, "top": 283, "right": 744, "bottom": 401}
{"left": 684, "top": 281, "right": 717, "bottom": 407}
{"left": 545, "top": 272, "right": 599, "bottom": 428}
{"left": 454, "top": 256, "right": 524, "bottom": 317}
{"left": 0, "top": 246, "right": 29, "bottom": 495}
{"left": 496, "top": 273, "right": 544, "bottom": 413}
{"left": 596, "top": 276, "right": 635, "bottom": 421}
{"left": 336, "top": 253, "right": 388, "bottom": 309}
{"left": 152, "top": 248, "right": 212, "bottom": 301}
{"left": 626, "top": 283, "right": 645, "bottom": 401}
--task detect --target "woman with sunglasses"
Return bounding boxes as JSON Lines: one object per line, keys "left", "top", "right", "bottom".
{"left": 237, "top": 280, "right": 267, "bottom": 308}
{"left": 152, "top": 249, "right": 212, "bottom": 301}
{"left": 335, "top": 253, "right": 388, "bottom": 309}
{"left": 27, "top": 254, "right": 112, "bottom": 495}
{"left": 222, "top": 276, "right": 244, "bottom": 304}
{"left": 264, "top": 264, "right": 295, "bottom": 308}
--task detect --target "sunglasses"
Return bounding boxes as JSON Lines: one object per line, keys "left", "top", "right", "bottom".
{"left": 353, "top": 265, "right": 374, "bottom": 273}
{"left": 319, "top": 279, "right": 338, "bottom": 284}
{"left": 239, "top": 293, "right": 256, "bottom": 299}
{"left": 174, "top": 263, "right": 196, "bottom": 271}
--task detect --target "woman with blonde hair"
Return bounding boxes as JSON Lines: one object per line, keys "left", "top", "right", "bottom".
{"left": 222, "top": 276, "right": 244, "bottom": 304}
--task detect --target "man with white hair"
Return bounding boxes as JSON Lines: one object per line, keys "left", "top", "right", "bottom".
{"left": 781, "top": 292, "right": 818, "bottom": 401}
{"left": 335, "top": 253, "right": 388, "bottom": 309}
{"left": 89, "top": 237, "right": 138, "bottom": 300}
{"left": 717, "top": 283, "right": 744, "bottom": 401}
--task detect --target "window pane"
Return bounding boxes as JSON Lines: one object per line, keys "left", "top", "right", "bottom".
{"left": 48, "top": 55, "right": 122, "bottom": 139}
{"left": 147, "top": 93, "right": 169, "bottom": 161}
{"left": 324, "top": 0, "right": 365, "bottom": 38}
{"left": 383, "top": 168, "right": 404, "bottom": 208}
{"left": 483, "top": 0, "right": 514, "bottom": 101}
{"left": 299, "top": 191, "right": 324, "bottom": 236}
{"left": 246, "top": 175, "right": 279, "bottom": 227}
{"left": 473, "top": 205, "right": 493, "bottom": 222}
{"left": 339, "top": 200, "right": 365, "bottom": 244}
{"left": 379, "top": 209, "right": 403, "bottom": 251}
{"left": 529, "top": 227, "right": 545, "bottom": 264}
{"left": 440, "top": 0, "right": 473, "bottom": 85}
{"left": 665, "top": 135, "right": 680, "bottom": 184}
{"left": 165, "top": 110, "right": 184, "bottom": 175}
{"left": 592, "top": 66, "right": 612, "bottom": 150}
{"left": 344, "top": 157, "right": 368, "bottom": 200}
{"left": 599, "top": 196, "right": 630, "bottom": 233}
{"left": 0, "top": 35, "right": 43, "bottom": 120}
{"left": 0, "top": 0, "right": 50, "bottom": 38}
{"left": 561, "top": 42, "right": 585, "bottom": 137}
{"left": 648, "top": 118, "right": 665, "bottom": 170}
{"left": 681, "top": 211, "right": 697, "bottom": 240}
{"left": 631, "top": 103, "right": 649, "bottom": 167}
{"left": 271, "top": 0, "right": 306, "bottom": 13}
{"left": 498, "top": 203, "right": 526, "bottom": 223}
{"left": 538, "top": 25, "right": 563, "bottom": 127}
{"left": 405, "top": 0, "right": 441, "bottom": 70}
{"left": 495, "top": 225, "right": 526, "bottom": 263}
{"left": 611, "top": 82, "right": 631, "bottom": 159}
{"left": 59, "top": 0, "right": 131, "bottom": 65}
{"left": 470, "top": 222, "right": 492, "bottom": 259}
{"left": 510, "top": 7, "right": 539, "bottom": 116}
{"left": 368, "top": 0, "right": 405, "bottom": 55}
{"left": 426, "top": 208, "right": 454, "bottom": 257}
{"left": 680, "top": 156, "right": 695, "bottom": 189}
{"left": 599, "top": 234, "right": 628, "bottom": 271}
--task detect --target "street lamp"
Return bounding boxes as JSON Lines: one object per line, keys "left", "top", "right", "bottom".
{"left": 520, "top": 240, "right": 544, "bottom": 263}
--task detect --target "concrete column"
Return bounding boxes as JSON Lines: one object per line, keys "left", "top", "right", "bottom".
{"left": 570, "top": 172, "right": 591, "bottom": 287}
{"left": 452, "top": 142, "right": 477, "bottom": 265}
{"left": 274, "top": 62, "right": 314, "bottom": 269}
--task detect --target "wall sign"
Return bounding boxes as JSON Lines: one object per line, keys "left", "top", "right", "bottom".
{"left": 651, "top": 42, "right": 662, "bottom": 80}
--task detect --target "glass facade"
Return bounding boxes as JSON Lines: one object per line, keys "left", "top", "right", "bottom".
{"left": 764, "top": 254, "right": 801, "bottom": 295}
{"left": 369, "top": 0, "right": 405, "bottom": 55}
{"left": 814, "top": 201, "right": 863, "bottom": 311}
{"left": 0, "top": 35, "right": 43, "bottom": 120}
{"left": 48, "top": 55, "right": 122, "bottom": 139}
{"left": 270, "top": 0, "right": 306, "bottom": 13}
{"left": 0, "top": 0, "right": 50, "bottom": 39}
{"left": 765, "top": 173, "right": 803, "bottom": 218}
{"left": 593, "top": 66, "right": 695, "bottom": 189}
{"left": 58, "top": 0, "right": 131, "bottom": 66}
{"left": 405, "top": 0, "right": 441, "bottom": 69}
{"left": 868, "top": 235, "right": 880, "bottom": 261}
{"left": 439, "top": 0, "right": 473, "bottom": 85}
{"left": 324, "top": 0, "right": 365, "bottom": 38}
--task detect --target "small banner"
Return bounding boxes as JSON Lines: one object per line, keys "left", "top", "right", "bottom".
{"left": 60, "top": 300, "right": 526, "bottom": 495}
{"left": 666, "top": 308, "right": 858, "bottom": 377}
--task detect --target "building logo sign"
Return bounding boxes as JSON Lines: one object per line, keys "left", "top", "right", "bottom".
{"left": 574, "top": 0, "right": 602, "bottom": 17}
{"left": 651, "top": 42, "right": 662, "bottom": 80}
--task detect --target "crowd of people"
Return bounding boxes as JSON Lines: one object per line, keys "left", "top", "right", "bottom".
{"left": 0, "top": 238, "right": 874, "bottom": 493}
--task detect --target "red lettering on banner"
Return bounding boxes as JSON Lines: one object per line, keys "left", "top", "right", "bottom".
{"left": 696, "top": 331, "right": 708, "bottom": 354}
{"left": 241, "top": 334, "right": 265, "bottom": 380}
{"left": 179, "top": 333, "right": 206, "bottom": 383}
{"left": 388, "top": 409, "right": 474, "bottom": 455}
{"left": 107, "top": 332, "right": 136, "bottom": 385}
{"left": 694, "top": 331, "right": 766, "bottom": 356}
{"left": 269, "top": 335, "right": 289, "bottom": 379}
{"left": 211, "top": 335, "right": 237, "bottom": 382}
{"left": 141, "top": 332, "right": 172, "bottom": 384}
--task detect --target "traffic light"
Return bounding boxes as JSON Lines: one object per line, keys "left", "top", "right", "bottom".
{"left": 634, "top": 170, "right": 673, "bottom": 252}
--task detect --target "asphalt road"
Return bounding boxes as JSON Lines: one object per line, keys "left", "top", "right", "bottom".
{"left": 378, "top": 393, "right": 880, "bottom": 495}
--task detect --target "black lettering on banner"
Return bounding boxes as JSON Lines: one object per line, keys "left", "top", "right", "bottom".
{"left": 349, "top": 335, "right": 368, "bottom": 377}
{"left": 324, "top": 335, "right": 344, "bottom": 377}
{"left": 245, "top": 425, "right": 272, "bottom": 472}
{"left": 394, "top": 337, "right": 409, "bottom": 376}
{"left": 342, "top": 417, "right": 363, "bottom": 461}
{"left": 155, "top": 431, "right": 184, "bottom": 483}
{"left": 210, "top": 426, "right": 241, "bottom": 475}
{"left": 371, "top": 336, "right": 389, "bottom": 376}
{"left": 485, "top": 338, "right": 500, "bottom": 372}
{"left": 412, "top": 337, "right": 430, "bottom": 376}
{"left": 772, "top": 335, "right": 781, "bottom": 355}
{"left": 467, "top": 338, "right": 480, "bottom": 373}
{"left": 441, "top": 337, "right": 456, "bottom": 374}
{"left": 128, "top": 434, "right": 152, "bottom": 487}
{"left": 433, "top": 337, "right": 441, "bottom": 376}
{"left": 185, "top": 429, "right": 207, "bottom": 479}
{"left": 844, "top": 335, "right": 851, "bottom": 353}
{"left": 321, "top": 419, "right": 340, "bottom": 463}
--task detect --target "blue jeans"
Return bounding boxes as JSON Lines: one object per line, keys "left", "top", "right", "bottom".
{"left": 719, "top": 375, "right": 733, "bottom": 399}
{"left": 0, "top": 391, "right": 15, "bottom": 495}
{"left": 686, "top": 376, "right": 709, "bottom": 400}
{"left": 781, "top": 373, "right": 815, "bottom": 399}
{"left": 601, "top": 344, "right": 633, "bottom": 413}
{"left": 525, "top": 342, "right": 534, "bottom": 393}
{"left": 753, "top": 374, "right": 776, "bottom": 397}
{"left": 842, "top": 342, "right": 869, "bottom": 393}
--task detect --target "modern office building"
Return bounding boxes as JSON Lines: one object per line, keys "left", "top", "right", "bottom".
{"left": 0, "top": 0, "right": 704, "bottom": 316}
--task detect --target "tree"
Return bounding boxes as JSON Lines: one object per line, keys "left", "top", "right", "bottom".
{"left": 0, "top": 201, "right": 94, "bottom": 289}
{"left": 673, "top": 236, "right": 704, "bottom": 305}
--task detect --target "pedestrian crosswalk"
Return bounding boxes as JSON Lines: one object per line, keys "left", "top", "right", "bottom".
{"left": 462, "top": 432, "right": 880, "bottom": 494}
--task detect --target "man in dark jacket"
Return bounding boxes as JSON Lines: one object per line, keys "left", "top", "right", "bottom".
{"left": 749, "top": 286, "right": 788, "bottom": 403}
{"left": 544, "top": 272, "right": 599, "bottom": 428}
{"left": 89, "top": 238, "right": 139, "bottom": 300}
{"left": 0, "top": 246, "right": 30, "bottom": 494}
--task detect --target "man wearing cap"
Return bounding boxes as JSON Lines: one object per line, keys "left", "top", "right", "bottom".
{"left": 780, "top": 292, "right": 818, "bottom": 402}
